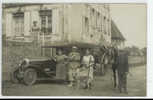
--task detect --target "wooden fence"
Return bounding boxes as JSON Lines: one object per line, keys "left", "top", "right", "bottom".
{"left": 128, "top": 56, "right": 146, "bottom": 66}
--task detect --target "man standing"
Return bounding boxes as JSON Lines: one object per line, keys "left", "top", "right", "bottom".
{"left": 116, "top": 48, "right": 129, "bottom": 94}
{"left": 68, "top": 46, "right": 81, "bottom": 87}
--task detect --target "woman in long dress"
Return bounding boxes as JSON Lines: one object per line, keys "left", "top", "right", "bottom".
{"left": 55, "top": 49, "right": 68, "bottom": 80}
{"left": 81, "top": 49, "right": 95, "bottom": 89}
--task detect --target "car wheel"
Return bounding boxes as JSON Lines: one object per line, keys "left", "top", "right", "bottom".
{"left": 10, "top": 71, "right": 20, "bottom": 84}
{"left": 23, "top": 68, "right": 37, "bottom": 86}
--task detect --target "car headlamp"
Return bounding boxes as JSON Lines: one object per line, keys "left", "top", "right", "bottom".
{"left": 20, "top": 58, "right": 30, "bottom": 68}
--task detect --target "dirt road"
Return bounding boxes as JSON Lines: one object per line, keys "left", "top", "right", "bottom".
{"left": 2, "top": 65, "right": 146, "bottom": 96}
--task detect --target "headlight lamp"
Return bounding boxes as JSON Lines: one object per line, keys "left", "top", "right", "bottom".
{"left": 20, "top": 58, "right": 30, "bottom": 68}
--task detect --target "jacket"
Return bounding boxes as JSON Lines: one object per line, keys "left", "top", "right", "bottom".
{"left": 116, "top": 50, "right": 129, "bottom": 73}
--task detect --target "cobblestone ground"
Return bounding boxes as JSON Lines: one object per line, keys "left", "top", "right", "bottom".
{"left": 2, "top": 65, "right": 146, "bottom": 97}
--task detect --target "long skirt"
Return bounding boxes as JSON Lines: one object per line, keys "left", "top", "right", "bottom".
{"left": 77, "top": 66, "right": 94, "bottom": 88}
{"left": 88, "top": 67, "right": 94, "bottom": 84}
{"left": 56, "top": 63, "right": 67, "bottom": 80}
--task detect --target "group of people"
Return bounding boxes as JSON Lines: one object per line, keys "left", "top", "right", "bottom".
{"left": 31, "top": 21, "right": 129, "bottom": 93}
{"left": 55, "top": 45, "right": 129, "bottom": 94}
{"left": 55, "top": 45, "right": 129, "bottom": 93}
{"left": 55, "top": 46, "right": 95, "bottom": 89}
{"left": 30, "top": 21, "right": 98, "bottom": 89}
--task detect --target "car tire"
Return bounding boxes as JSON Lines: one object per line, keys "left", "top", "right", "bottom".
{"left": 23, "top": 68, "right": 37, "bottom": 86}
{"left": 10, "top": 70, "right": 20, "bottom": 84}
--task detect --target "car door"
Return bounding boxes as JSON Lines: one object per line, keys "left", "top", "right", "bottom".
{"left": 42, "top": 59, "right": 56, "bottom": 77}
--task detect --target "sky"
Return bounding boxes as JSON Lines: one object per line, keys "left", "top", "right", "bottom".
{"left": 110, "top": 4, "right": 147, "bottom": 49}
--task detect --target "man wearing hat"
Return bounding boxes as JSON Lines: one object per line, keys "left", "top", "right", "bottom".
{"left": 68, "top": 46, "right": 81, "bottom": 87}
{"left": 116, "top": 46, "right": 129, "bottom": 93}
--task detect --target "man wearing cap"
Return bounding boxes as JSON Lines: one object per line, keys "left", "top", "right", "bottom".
{"left": 68, "top": 46, "right": 81, "bottom": 87}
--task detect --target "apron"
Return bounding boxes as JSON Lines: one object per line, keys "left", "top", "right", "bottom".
{"left": 56, "top": 55, "right": 67, "bottom": 80}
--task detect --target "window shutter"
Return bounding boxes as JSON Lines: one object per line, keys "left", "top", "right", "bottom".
{"left": 6, "top": 13, "right": 12, "bottom": 37}
{"left": 24, "top": 12, "right": 30, "bottom": 36}
{"left": 52, "top": 9, "right": 59, "bottom": 34}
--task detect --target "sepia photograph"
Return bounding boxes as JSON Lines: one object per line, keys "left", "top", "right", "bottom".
{"left": 1, "top": 3, "right": 147, "bottom": 97}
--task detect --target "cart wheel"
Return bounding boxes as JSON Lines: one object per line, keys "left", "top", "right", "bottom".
{"left": 10, "top": 71, "right": 20, "bottom": 84}
{"left": 23, "top": 68, "right": 37, "bottom": 86}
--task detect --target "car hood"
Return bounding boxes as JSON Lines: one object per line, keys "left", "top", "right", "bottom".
{"left": 27, "top": 57, "right": 51, "bottom": 62}
{"left": 21, "top": 57, "right": 55, "bottom": 67}
{"left": 20, "top": 57, "right": 56, "bottom": 66}
{"left": 25, "top": 56, "right": 56, "bottom": 61}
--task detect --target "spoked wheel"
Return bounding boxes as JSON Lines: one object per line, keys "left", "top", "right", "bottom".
{"left": 23, "top": 68, "right": 37, "bottom": 86}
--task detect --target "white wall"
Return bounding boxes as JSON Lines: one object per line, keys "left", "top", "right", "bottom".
{"left": 5, "top": 13, "right": 12, "bottom": 37}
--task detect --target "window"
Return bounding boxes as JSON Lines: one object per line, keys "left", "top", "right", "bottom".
{"left": 104, "top": 16, "right": 107, "bottom": 34}
{"left": 13, "top": 12, "right": 24, "bottom": 36}
{"left": 97, "top": 12, "right": 101, "bottom": 32}
{"left": 92, "top": 8, "right": 95, "bottom": 15}
{"left": 85, "top": 17, "right": 89, "bottom": 33}
{"left": 39, "top": 10, "right": 52, "bottom": 35}
{"left": 91, "top": 8, "right": 96, "bottom": 26}
{"left": 107, "top": 19, "right": 110, "bottom": 36}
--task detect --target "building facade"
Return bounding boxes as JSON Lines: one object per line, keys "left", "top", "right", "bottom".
{"left": 2, "top": 4, "right": 111, "bottom": 47}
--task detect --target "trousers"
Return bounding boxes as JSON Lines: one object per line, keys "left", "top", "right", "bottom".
{"left": 117, "top": 72, "right": 127, "bottom": 92}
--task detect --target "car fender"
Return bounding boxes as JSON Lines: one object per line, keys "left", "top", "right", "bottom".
{"left": 23, "top": 65, "right": 46, "bottom": 77}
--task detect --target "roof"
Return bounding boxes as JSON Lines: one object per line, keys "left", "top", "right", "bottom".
{"left": 2, "top": 3, "right": 42, "bottom": 8}
{"left": 111, "top": 20, "right": 126, "bottom": 41}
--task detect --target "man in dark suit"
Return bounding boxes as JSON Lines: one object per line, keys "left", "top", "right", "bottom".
{"left": 116, "top": 48, "right": 129, "bottom": 94}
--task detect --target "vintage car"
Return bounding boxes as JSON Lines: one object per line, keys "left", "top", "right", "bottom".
{"left": 10, "top": 57, "right": 68, "bottom": 85}
{"left": 10, "top": 42, "right": 107, "bottom": 86}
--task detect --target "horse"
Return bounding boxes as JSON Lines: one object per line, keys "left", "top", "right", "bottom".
{"left": 110, "top": 47, "right": 118, "bottom": 88}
